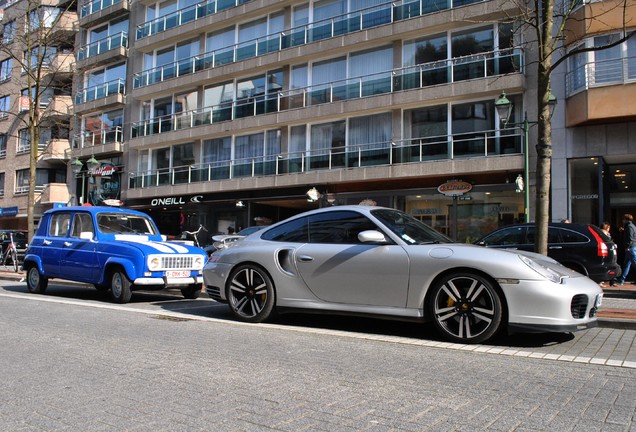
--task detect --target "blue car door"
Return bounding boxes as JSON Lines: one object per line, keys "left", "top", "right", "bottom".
{"left": 60, "top": 212, "right": 98, "bottom": 282}
{"left": 40, "top": 212, "right": 73, "bottom": 278}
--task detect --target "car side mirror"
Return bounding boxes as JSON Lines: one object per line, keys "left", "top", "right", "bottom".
{"left": 80, "top": 232, "right": 94, "bottom": 241}
{"left": 358, "top": 230, "right": 388, "bottom": 244}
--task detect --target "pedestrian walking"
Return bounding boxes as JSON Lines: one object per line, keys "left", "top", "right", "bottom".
{"left": 613, "top": 214, "right": 636, "bottom": 286}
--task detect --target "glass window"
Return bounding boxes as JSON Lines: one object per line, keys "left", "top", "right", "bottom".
{"left": 310, "top": 120, "right": 345, "bottom": 154}
{"left": 594, "top": 34, "right": 622, "bottom": 83}
{"left": 71, "top": 213, "right": 95, "bottom": 238}
{"left": 0, "top": 95, "right": 10, "bottom": 115}
{"left": 0, "top": 173, "right": 4, "bottom": 195}
{"left": 261, "top": 216, "right": 309, "bottom": 242}
{"left": 349, "top": 46, "right": 393, "bottom": 77}
{"left": 3, "top": 20, "right": 15, "bottom": 44}
{"left": 480, "top": 226, "right": 525, "bottom": 245}
{"left": 559, "top": 228, "right": 588, "bottom": 244}
{"left": 349, "top": 113, "right": 392, "bottom": 149}
{"left": 312, "top": 57, "right": 346, "bottom": 85}
{"left": 203, "top": 137, "right": 231, "bottom": 163}
{"left": 308, "top": 211, "right": 378, "bottom": 244}
{"left": 403, "top": 34, "right": 447, "bottom": 67}
{"left": 172, "top": 142, "right": 194, "bottom": 166}
{"left": 49, "top": 213, "right": 72, "bottom": 237}
{"left": 0, "top": 59, "right": 12, "bottom": 81}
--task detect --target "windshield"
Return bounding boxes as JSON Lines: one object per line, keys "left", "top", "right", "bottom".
{"left": 97, "top": 213, "right": 158, "bottom": 236}
{"left": 371, "top": 209, "right": 451, "bottom": 245}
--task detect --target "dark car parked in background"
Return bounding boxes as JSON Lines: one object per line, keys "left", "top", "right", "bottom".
{"left": 475, "top": 223, "right": 621, "bottom": 283}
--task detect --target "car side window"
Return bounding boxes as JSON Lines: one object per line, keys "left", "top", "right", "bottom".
{"left": 484, "top": 227, "right": 526, "bottom": 245}
{"left": 261, "top": 217, "right": 308, "bottom": 242}
{"left": 71, "top": 213, "right": 95, "bottom": 239}
{"left": 559, "top": 229, "right": 588, "bottom": 243}
{"left": 49, "top": 213, "right": 71, "bottom": 237}
{"left": 308, "top": 211, "right": 379, "bottom": 244}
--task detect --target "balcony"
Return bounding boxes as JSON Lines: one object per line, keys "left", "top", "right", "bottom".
{"left": 131, "top": 48, "right": 522, "bottom": 138}
{"left": 72, "top": 127, "right": 124, "bottom": 159}
{"left": 136, "top": 0, "right": 250, "bottom": 40}
{"left": 566, "top": 56, "right": 636, "bottom": 126}
{"left": 129, "top": 129, "right": 522, "bottom": 189}
{"left": 76, "top": 32, "right": 128, "bottom": 70}
{"left": 39, "top": 182, "right": 71, "bottom": 204}
{"left": 40, "top": 139, "right": 71, "bottom": 160}
{"left": 565, "top": 0, "right": 636, "bottom": 45}
{"left": 42, "top": 95, "right": 73, "bottom": 118}
{"left": 44, "top": 12, "right": 78, "bottom": 42}
{"left": 80, "top": 0, "right": 129, "bottom": 27}
{"left": 74, "top": 78, "right": 126, "bottom": 114}
{"left": 133, "top": 0, "right": 487, "bottom": 89}
{"left": 46, "top": 52, "right": 75, "bottom": 77}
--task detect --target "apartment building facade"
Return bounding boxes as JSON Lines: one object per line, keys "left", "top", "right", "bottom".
{"left": 71, "top": 0, "right": 636, "bottom": 243}
{"left": 0, "top": 0, "right": 77, "bottom": 229}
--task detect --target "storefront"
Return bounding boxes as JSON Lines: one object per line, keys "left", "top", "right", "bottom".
{"left": 125, "top": 177, "right": 524, "bottom": 244}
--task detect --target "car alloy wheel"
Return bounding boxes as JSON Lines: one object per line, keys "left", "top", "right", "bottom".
{"left": 226, "top": 264, "right": 275, "bottom": 323}
{"left": 430, "top": 273, "right": 503, "bottom": 344}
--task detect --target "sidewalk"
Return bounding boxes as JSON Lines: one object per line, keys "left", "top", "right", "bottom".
{"left": 1, "top": 269, "right": 635, "bottom": 330}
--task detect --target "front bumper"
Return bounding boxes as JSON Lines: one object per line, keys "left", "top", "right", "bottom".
{"left": 133, "top": 275, "right": 203, "bottom": 286}
{"left": 500, "top": 276, "right": 602, "bottom": 333}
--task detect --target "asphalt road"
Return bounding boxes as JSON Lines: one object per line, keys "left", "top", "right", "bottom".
{"left": 1, "top": 280, "right": 635, "bottom": 431}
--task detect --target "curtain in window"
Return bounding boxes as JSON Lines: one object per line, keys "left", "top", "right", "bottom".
{"left": 290, "top": 125, "right": 306, "bottom": 155}
{"left": 203, "top": 137, "right": 231, "bottom": 163}
{"left": 265, "top": 130, "right": 281, "bottom": 160}
{"left": 312, "top": 57, "right": 346, "bottom": 85}
{"left": 349, "top": 46, "right": 393, "bottom": 77}
{"left": 349, "top": 113, "right": 391, "bottom": 150}
{"left": 310, "top": 121, "right": 344, "bottom": 155}
{"left": 235, "top": 133, "right": 264, "bottom": 161}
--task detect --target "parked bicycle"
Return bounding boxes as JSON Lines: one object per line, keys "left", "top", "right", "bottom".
{"left": 182, "top": 224, "right": 208, "bottom": 248}
{"left": 1, "top": 232, "right": 21, "bottom": 272}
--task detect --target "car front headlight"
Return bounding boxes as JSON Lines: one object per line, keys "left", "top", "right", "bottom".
{"left": 519, "top": 255, "right": 563, "bottom": 284}
{"left": 148, "top": 256, "right": 161, "bottom": 271}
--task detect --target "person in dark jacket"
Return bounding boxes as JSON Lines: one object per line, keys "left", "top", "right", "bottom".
{"left": 614, "top": 214, "right": 636, "bottom": 285}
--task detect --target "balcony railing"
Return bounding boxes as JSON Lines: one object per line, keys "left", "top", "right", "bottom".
{"left": 74, "top": 126, "right": 123, "bottom": 149}
{"left": 133, "top": 0, "right": 485, "bottom": 88}
{"left": 0, "top": 148, "right": 6, "bottom": 158}
{"left": 136, "top": 0, "right": 251, "bottom": 40}
{"left": 132, "top": 48, "right": 522, "bottom": 138}
{"left": 77, "top": 32, "right": 128, "bottom": 61}
{"left": 16, "top": 142, "right": 48, "bottom": 155}
{"left": 129, "top": 128, "right": 523, "bottom": 189}
{"left": 75, "top": 78, "right": 126, "bottom": 105}
{"left": 15, "top": 185, "right": 46, "bottom": 195}
{"left": 80, "top": 0, "right": 123, "bottom": 18}
{"left": 566, "top": 56, "right": 636, "bottom": 96}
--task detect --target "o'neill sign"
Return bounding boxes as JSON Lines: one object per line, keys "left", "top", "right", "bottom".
{"left": 438, "top": 180, "right": 472, "bottom": 197}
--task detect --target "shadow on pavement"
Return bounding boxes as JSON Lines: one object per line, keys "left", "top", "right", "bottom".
{"left": 2, "top": 280, "right": 577, "bottom": 348}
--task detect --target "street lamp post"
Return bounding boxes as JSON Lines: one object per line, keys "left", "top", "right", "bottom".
{"left": 71, "top": 155, "right": 100, "bottom": 205}
{"left": 495, "top": 92, "right": 556, "bottom": 223}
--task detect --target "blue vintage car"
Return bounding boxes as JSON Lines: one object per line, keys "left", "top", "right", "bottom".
{"left": 23, "top": 206, "right": 207, "bottom": 303}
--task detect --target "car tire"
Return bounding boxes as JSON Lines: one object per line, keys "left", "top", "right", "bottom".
{"left": 26, "top": 265, "right": 48, "bottom": 294}
{"left": 110, "top": 269, "right": 133, "bottom": 304}
{"left": 429, "top": 272, "right": 503, "bottom": 344}
{"left": 226, "top": 264, "right": 275, "bottom": 323}
{"left": 181, "top": 284, "right": 201, "bottom": 299}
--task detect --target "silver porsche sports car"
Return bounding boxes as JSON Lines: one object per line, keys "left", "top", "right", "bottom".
{"left": 203, "top": 206, "right": 603, "bottom": 343}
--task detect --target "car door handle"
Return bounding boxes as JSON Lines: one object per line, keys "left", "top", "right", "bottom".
{"left": 64, "top": 242, "right": 73, "bottom": 247}
{"left": 297, "top": 255, "right": 314, "bottom": 262}
{"left": 43, "top": 240, "right": 52, "bottom": 245}
{"left": 549, "top": 246, "right": 562, "bottom": 249}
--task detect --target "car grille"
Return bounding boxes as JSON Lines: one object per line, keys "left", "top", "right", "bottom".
{"left": 160, "top": 255, "right": 196, "bottom": 269}
{"left": 571, "top": 294, "right": 589, "bottom": 319}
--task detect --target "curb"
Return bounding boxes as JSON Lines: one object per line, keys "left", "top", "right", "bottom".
{"left": 2, "top": 273, "right": 635, "bottom": 330}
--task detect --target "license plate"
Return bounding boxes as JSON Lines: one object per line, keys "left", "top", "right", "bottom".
{"left": 595, "top": 293, "right": 603, "bottom": 307}
{"left": 166, "top": 270, "right": 190, "bottom": 278}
